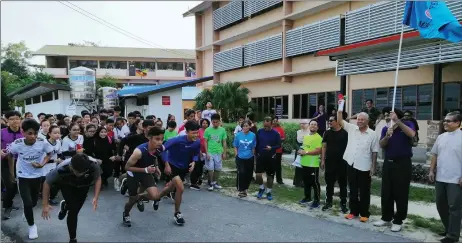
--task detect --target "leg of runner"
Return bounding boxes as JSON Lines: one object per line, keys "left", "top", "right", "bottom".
{"left": 158, "top": 174, "right": 185, "bottom": 225}
{"left": 17, "top": 177, "right": 41, "bottom": 239}
{"left": 60, "top": 185, "right": 89, "bottom": 243}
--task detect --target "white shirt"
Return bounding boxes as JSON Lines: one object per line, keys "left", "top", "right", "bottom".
{"left": 8, "top": 138, "right": 53, "bottom": 178}
{"left": 61, "top": 135, "right": 84, "bottom": 158}
{"left": 201, "top": 109, "right": 217, "bottom": 122}
{"left": 431, "top": 129, "right": 462, "bottom": 184}
{"left": 178, "top": 130, "right": 187, "bottom": 136}
{"left": 342, "top": 122, "right": 379, "bottom": 172}
{"left": 38, "top": 132, "right": 47, "bottom": 140}
{"left": 114, "top": 125, "right": 130, "bottom": 139}
{"left": 234, "top": 125, "right": 242, "bottom": 135}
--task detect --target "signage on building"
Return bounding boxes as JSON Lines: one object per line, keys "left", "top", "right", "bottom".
{"left": 66, "top": 105, "right": 77, "bottom": 116}
{"left": 275, "top": 104, "right": 283, "bottom": 119}
{"left": 162, "top": 96, "right": 171, "bottom": 106}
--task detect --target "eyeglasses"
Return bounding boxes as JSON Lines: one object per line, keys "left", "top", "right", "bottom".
{"left": 87, "top": 130, "right": 96, "bottom": 133}
{"left": 328, "top": 120, "right": 336, "bottom": 122}
{"left": 443, "top": 119, "right": 456, "bottom": 123}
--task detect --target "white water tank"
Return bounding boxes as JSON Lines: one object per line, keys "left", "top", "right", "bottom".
{"left": 98, "top": 87, "right": 118, "bottom": 109}
{"left": 68, "top": 66, "right": 96, "bottom": 101}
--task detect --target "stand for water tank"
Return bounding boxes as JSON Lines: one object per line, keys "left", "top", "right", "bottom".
{"left": 70, "top": 98, "right": 97, "bottom": 114}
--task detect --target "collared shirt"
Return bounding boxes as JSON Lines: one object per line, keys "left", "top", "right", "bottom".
{"left": 342, "top": 122, "right": 379, "bottom": 172}
{"left": 431, "top": 129, "right": 462, "bottom": 184}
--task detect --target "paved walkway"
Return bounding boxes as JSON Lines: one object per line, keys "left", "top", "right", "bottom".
{"left": 1, "top": 184, "right": 411, "bottom": 242}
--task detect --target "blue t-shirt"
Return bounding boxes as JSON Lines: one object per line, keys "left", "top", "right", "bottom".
{"left": 380, "top": 121, "right": 415, "bottom": 159}
{"left": 162, "top": 135, "right": 200, "bottom": 169}
{"left": 256, "top": 128, "right": 281, "bottom": 155}
{"left": 233, "top": 131, "right": 256, "bottom": 159}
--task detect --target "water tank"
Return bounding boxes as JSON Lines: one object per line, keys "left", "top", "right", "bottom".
{"left": 68, "top": 66, "right": 96, "bottom": 101}
{"left": 98, "top": 87, "right": 119, "bottom": 109}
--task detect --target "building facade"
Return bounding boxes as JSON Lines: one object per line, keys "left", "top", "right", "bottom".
{"left": 185, "top": 1, "right": 462, "bottom": 145}
{"left": 33, "top": 45, "right": 197, "bottom": 86}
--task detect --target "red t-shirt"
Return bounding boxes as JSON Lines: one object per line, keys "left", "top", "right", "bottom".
{"left": 273, "top": 126, "right": 285, "bottom": 154}
{"left": 178, "top": 124, "right": 185, "bottom": 133}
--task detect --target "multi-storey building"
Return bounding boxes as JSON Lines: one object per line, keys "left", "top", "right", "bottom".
{"left": 33, "top": 45, "right": 197, "bottom": 86}
{"left": 185, "top": 1, "right": 462, "bottom": 145}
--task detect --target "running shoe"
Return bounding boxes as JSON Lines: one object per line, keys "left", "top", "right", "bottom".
{"left": 28, "top": 224, "right": 38, "bottom": 240}
{"left": 309, "top": 201, "right": 320, "bottom": 209}
{"left": 114, "top": 178, "right": 120, "bottom": 191}
{"left": 208, "top": 184, "right": 214, "bottom": 191}
{"left": 238, "top": 191, "right": 247, "bottom": 198}
{"left": 120, "top": 178, "right": 128, "bottom": 195}
{"left": 190, "top": 185, "right": 200, "bottom": 191}
{"left": 299, "top": 198, "right": 311, "bottom": 205}
{"left": 266, "top": 192, "right": 273, "bottom": 201}
{"left": 256, "top": 188, "right": 265, "bottom": 199}
{"left": 359, "top": 216, "right": 369, "bottom": 223}
{"left": 322, "top": 203, "right": 332, "bottom": 211}
{"left": 58, "top": 200, "right": 68, "bottom": 220}
{"left": 213, "top": 184, "right": 222, "bottom": 190}
{"left": 123, "top": 212, "right": 131, "bottom": 227}
{"left": 340, "top": 204, "right": 349, "bottom": 214}
{"left": 136, "top": 200, "right": 145, "bottom": 212}
{"left": 152, "top": 200, "right": 160, "bottom": 211}
{"left": 345, "top": 214, "right": 357, "bottom": 220}
{"left": 174, "top": 212, "right": 185, "bottom": 225}
{"left": 69, "top": 239, "right": 77, "bottom": 243}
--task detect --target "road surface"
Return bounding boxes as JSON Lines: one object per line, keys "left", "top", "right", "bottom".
{"left": 2, "top": 185, "right": 412, "bottom": 242}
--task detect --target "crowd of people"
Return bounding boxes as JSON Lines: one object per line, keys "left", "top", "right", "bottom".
{"left": 1, "top": 99, "right": 461, "bottom": 243}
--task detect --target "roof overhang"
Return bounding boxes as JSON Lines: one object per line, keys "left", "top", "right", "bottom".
{"left": 183, "top": 2, "right": 212, "bottom": 17}
{"left": 8, "top": 82, "right": 71, "bottom": 100}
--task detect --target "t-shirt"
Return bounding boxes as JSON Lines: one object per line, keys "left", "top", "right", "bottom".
{"left": 380, "top": 121, "right": 415, "bottom": 159}
{"left": 114, "top": 125, "right": 130, "bottom": 140}
{"left": 204, "top": 126, "right": 227, "bottom": 155}
{"left": 255, "top": 128, "right": 281, "bottom": 155}
{"left": 46, "top": 158, "right": 101, "bottom": 188}
{"left": 322, "top": 128, "right": 348, "bottom": 161}
{"left": 201, "top": 109, "right": 217, "bottom": 122}
{"left": 8, "top": 138, "right": 53, "bottom": 178}
{"left": 300, "top": 133, "right": 323, "bottom": 167}
{"left": 234, "top": 125, "right": 242, "bottom": 135}
{"left": 1, "top": 127, "right": 23, "bottom": 169}
{"left": 164, "top": 129, "right": 178, "bottom": 141}
{"left": 233, "top": 131, "right": 256, "bottom": 159}
{"left": 162, "top": 135, "right": 201, "bottom": 169}
{"left": 273, "top": 126, "right": 285, "bottom": 154}
{"left": 47, "top": 140, "right": 62, "bottom": 162}
{"left": 430, "top": 129, "right": 462, "bottom": 184}
{"left": 61, "top": 135, "right": 84, "bottom": 159}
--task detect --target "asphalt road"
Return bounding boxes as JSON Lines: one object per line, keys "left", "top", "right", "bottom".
{"left": 2, "top": 184, "right": 412, "bottom": 242}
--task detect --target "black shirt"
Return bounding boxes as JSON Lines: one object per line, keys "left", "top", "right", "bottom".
{"left": 46, "top": 159, "right": 101, "bottom": 188}
{"left": 118, "top": 133, "right": 148, "bottom": 158}
{"left": 322, "top": 128, "right": 348, "bottom": 161}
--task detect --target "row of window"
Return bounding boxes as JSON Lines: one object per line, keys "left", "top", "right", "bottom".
{"left": 25, "top": 91, "right": 59, "bottom": 105}
{"left": 69, "top": 61, "right": 187, "bottom": 71}
{"left": 293, "top": 92, "right": 338, "bottom": 119}
{"left": 251, "top": 96, "right": 289, "bottom": 119}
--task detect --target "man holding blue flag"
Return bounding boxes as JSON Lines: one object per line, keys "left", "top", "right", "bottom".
{"left": 403, "top": 1, "right": 462, "bottom": 42}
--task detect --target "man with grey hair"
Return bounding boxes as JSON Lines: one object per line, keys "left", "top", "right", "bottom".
{"left": 429, "top": 111, "right": 462, "bottom": 243}
{"left": 337, "top": 100, "right": 379, "bottom": 223}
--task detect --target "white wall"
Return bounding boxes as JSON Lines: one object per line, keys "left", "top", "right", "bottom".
{"left": 25, "top": 90, "right": 71, "bottom": 116}
{"left": 124, "top": 98, "right": 147, "bottom": 117}
{"left": 148, "top": 89, "right": 183, "bottom": 122}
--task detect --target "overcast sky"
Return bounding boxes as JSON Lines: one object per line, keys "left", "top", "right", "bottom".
{"left": 1, "top": 1, "right": 201, "bottom": 65}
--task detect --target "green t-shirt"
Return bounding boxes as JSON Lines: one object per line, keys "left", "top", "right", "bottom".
{"left": 300, "top": 133, "right": 323, "bottom": 167}
{"left": 164, "top": 129, "right": 178, "bottom": 141}
{"left": 204, "top": 126, "right": 227, "bottom": 155}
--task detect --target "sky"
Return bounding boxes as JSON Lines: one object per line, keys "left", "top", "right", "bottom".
{"left": 1, "top": 1, "right": 201, "bottom": 65}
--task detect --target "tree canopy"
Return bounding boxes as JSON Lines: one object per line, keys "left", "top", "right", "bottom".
{"left": 96, "top": 74, "right": 118, "bottom": 89}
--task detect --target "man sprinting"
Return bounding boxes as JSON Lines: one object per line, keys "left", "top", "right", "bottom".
{"left": 42, "top": 154, "right": 102, "bottom": 243}
{"left": 160, "top": 120, "right": 201, "bottom": 225}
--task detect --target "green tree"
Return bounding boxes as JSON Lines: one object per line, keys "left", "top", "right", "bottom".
{"left": 193, "top": 88, "right": 214, "bottom": 111}
{"left": 1, "top": 58, "right": 29, "bottom": 79}
{"left": 31, "top": 72, "right": 57, "bottom": 84}
{"left": 1, "top": 41, "right": 32, "bottom": 64}
{"left": 68, "top": 41, "right": 100, "bottom": 47}
{"left": 1, "top": 77, "right": 12, "bottom": 112}
{"left": 96, "top": 74, "right": 118, "bottom": 89}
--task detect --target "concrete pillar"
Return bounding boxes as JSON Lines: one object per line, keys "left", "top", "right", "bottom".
{"left": 281, "top": 19, "right": 293, "bottom": 83}
{"left": 432, "top": 63, "right": 442, "bottom": 120}
{"left": 212, "top": 45, "right": 220, "bottom": 84}
{"left": 212, "top": 2, "right": 220, "bottom": 42}
{"left": 195, "top": 15, "right": 203, "bottom": 48}
{"left": 283, "top": 0, "right": 293, "bottom": 15}
{"left": 195, "top": 51, "right": 203, "bottom": 78}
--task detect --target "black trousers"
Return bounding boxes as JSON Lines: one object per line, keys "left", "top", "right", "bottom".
{"left": 18, "top": 177, "right": 41, "bottom": 226}
{"left": 236, "top": 157, "right": 254, "bottom": 192}
{"left": 381, "top": 157, "right": 412, "bottom": 225}
{"left": 436, "top": 182, "right": 462, "bottom": 240}
{"left": 1, "top": 168, "right": 17, "bottom": 209}
{"left": 100, "top": 160, "right": 113, "bottom": 184}
{"left": 190, "top": 160, "right": 204, "bottom": 185}
{"left": 274, "top": 153, "right": 283, "bottom": 183}
{"left": 348, "top": 165, "right": 371, "bottom": 217}
{"left": 113, "top": 159, "right": 126, "bottom": 178}
{"left": 61, "top": 185, "right": 89, "bottom": 240}
{"left": 302, "top": 166, "right": 321, "bottom": 202}
{"left": 325, "top": 158, "right": 348, "bottom": 204}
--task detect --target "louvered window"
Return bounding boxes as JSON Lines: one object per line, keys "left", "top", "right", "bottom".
{"left": 286, "top": 16, "right": 340, "bottom": 57}
{"left": 213, "top": 46, "right": 244, "bottom": 73}
{"left": 243, "top": 1, "right": 282, "bottom": 17}
{"left": 345, "top": 1, "right": 462, "bottom": 44}
{"left": 337, "top": 40, "right": 462, "bottom": 76}
{"left": 244, "top": 33, "right": 282, "bottom": 66}
{"left": 213, "top": 1, "right": 243, "bottom": 30}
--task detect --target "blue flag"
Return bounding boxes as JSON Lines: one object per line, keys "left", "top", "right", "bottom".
{"left": 403, "top": 1, "right": 462, "bottom": 43}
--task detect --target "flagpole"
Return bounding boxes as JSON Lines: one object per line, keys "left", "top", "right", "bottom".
{"left": 392, "top": 24, "right": 405, "bottom": 114}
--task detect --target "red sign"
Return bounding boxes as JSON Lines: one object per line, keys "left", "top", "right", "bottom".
{"left": 162, "top": 96, "right": 171, "bottom": 105}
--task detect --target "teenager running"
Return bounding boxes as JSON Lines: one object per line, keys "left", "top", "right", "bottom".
{"left": 8, "top": 119, "right": 53, "bottom": 239}
{"left": 122, "top": 126, "right": 164, "bottom": 227}
{"left": 42, "top": 153, "right": 102, "bottom": 243}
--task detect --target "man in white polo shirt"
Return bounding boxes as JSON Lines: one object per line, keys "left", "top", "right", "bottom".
{"left": 429, "top": 111, "right": 462, "bottom": 243}
{"left": 337, "top": 99, "right": 379, "bottom": 223}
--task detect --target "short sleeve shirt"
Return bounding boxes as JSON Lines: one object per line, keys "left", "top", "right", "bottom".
{"left": 204, "top": 127, "right": 227, "bottom": 155}
{"left": 300, "top": 133, "right": 323, "bottom": 167}
{"left": 431, "top": 129, "right": 462, "bottom": 184}
{"left": 342, "top": 122, "right": 380, "bottom": 171}
{"left": 8, "top": 138, "right": 53, "bottom": 178}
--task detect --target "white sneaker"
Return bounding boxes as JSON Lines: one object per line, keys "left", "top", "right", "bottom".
{"left": 390, "top": 224, "right": 402, "bottom": 232}
{"left": 213, "top": 184, "right": 222, "bottom": 189}
{"left": 28, "top": 224, "right": 38, "bottom": 239}
{"left": 208, "top": 185, "right": 214, "bottom": 191}
{"left": 114, "top": 178, "right": 120, "bottom": 191}
{"left": 373, "top": 220, "right": 392, "bottom": 227}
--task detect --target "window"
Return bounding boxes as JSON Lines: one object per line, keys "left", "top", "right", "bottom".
{"left": 133, "top": 62, "right": 155, "bottom": 71}
{"left": 69, "top": 60, "right": 97, "bottom": 69}
{"left": 41, "top": 92, "right": 53, "bottom": 102}
{"left": 293, "top": 91, "right": 339, "bottom": 119}
{"left": 253, "top": 95, "right": 289, "bottom": 118}
{"left": 157, "top": 62, "right": 183, "bottom": 71}
{"left": 443, "top": 82, "right": 461, "bottom": 115}
{"left": 25, "top": 98, "right": 32, "bottom": 105}
{"left": 32, "top": 95, "right": 41, "bottom": 104}
{"left": 99, "top": 61, "right": 127, "bottom": 69}
{"left": 54, "top": 91, "right": 59, "bottom": 100}
{"left": 352, "top": 84, "right": 434, "bottom": 120}
{"left": 136, "top": 97, "right": 149, "bottom": 106}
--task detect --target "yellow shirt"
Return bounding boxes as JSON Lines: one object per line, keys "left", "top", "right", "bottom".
{"left": 300, "top": 133, "right": 323, "bottom": 167}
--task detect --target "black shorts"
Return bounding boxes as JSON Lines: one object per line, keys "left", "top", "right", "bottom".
{"left": 127, "top": 173, "right": 156, "bottom": 197}
{"left": 255, "top": 154, "right": 276, "bottom": 177}
{"left": 169, "top": 164, "right": 189, "bottom": 182}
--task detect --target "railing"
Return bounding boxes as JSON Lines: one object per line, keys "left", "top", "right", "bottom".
{"left": 213, "top": 1, "right": 243, "bottom": 30}
{"left": 213, "top": 46, "right": 244, "bottom": 73}
{"left": 286, "top": 16, "right": 341, "bottom": 57}
{"left": 244, "top": 33, "right": 282, "bottom": 66}
{"left": 345, "top": 1, "right": 462, "bottom": 44}
{"left": 96, "top": 68, "right": 127, "bottom": 76}
{"left": 42, "top": 68, "right": 67, "bottom": 76}
{"left": 243, "top": 1, "right": 282, "bottom": 17}
{"left": 336, "top": 40, "right": 462, "bottom": 76}
{"left": 156, "top": 70, "right": 185, "bottom": 77}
